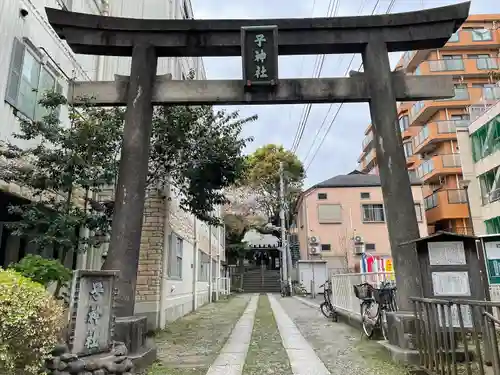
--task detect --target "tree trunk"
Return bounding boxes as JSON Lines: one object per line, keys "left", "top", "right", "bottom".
{"left": 238, "top": 257, "right": 244, "bottom": 290}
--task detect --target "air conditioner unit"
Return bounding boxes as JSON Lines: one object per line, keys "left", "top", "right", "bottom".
{"left": 308, "top": 236, "right": 320, "bottom": 245}
{"left": 309, "top": 246, "right": 319, "bottom": 255}
{"left": 439, "top": 176, "right": 446, "bottom": 185}
{"left": 353, "top": 244, "right": 365, "bottom": 255}
{"left": 353, "top": 235, "right": 364, "bottom": 245}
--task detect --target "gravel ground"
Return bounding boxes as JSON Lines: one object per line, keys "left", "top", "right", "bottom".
{"left": 278, "top": 296, "right": 411, "bottom": 375}
{"left": 146, "top": 295, "right": 251, "bottom": 375}
{"left": 243, "top": 295, "right": 292, "bottom": 375}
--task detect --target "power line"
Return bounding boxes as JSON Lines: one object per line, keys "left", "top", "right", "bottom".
{"left": 291, "top": 0, "right": 340, "bottom": 153}
{"left": 304, "top": 0, "right": 398, "bottom": 172}
{"left": 301, "top": 0, "right": 370, "bottom": 163}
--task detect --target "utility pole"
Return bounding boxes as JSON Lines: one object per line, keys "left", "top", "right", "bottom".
{"left": 279, "top": 162, "right": 290, "bottom": 289}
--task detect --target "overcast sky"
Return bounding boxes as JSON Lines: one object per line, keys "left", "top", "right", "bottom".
{"left": 190, "top": 0, "right": 495, "bottom": 187}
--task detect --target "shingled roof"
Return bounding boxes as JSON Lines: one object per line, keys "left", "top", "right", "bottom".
{"left": 313, "top": 170, "right": 421, "bottom": 188}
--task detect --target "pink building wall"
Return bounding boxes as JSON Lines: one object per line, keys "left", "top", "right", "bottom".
{"left": 295, "top": 185, "right": 428, "bottom": 272}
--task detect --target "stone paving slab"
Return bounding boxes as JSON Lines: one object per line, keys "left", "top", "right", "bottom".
{"left": 268, "top": 293, "right": 331, "bottom": 375}
{"left": 277, "top": 296, "right": 410, "bottom": 375}
{"left": 146, "top": 295, "right": 252, "bottom": 375}
{"left": 206, "top": 294, "right": 259, "bottom": 375}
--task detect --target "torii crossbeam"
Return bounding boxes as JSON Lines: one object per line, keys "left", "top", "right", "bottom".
{"left": 45, "top": 2, "right": 470, "bottom": 319}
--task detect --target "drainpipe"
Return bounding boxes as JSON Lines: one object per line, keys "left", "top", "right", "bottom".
{"left": 158, "top": 181, "right": 170, "bottom": 329}
{"left": 208, "top": 226, "right": 213, "bottom": 302}
{"left": 192, "top": 216, "right": 198, "bottom": 311}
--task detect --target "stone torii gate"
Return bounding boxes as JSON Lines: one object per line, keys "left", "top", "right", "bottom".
{"left": 45, "top": 3, "right": 470, "bottom": 320}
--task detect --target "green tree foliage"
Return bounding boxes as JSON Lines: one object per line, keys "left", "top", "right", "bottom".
{"left": 244, "top": 144, "right": 305, "bottom": 225}
{"left": 0, "top": 269, "right": 64, "bottom": 375}
{"left": 1, "top": 88, "right": 255, "bottom": 265}
{"left": 9, "top": 254, "right": 72, "bottom": 299}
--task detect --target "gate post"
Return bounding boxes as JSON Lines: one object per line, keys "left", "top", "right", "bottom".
{"left": 102, "top": 43, "right": 158, "bottom": 317}
{"left": 362, "top": 40, "right": 423, "bottom": 310}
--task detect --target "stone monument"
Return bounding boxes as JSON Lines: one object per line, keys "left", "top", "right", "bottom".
{"left": 44, "top": 270, "right": 135, "bottom": 375}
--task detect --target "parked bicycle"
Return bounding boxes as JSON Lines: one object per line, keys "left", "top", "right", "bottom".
{"left": 319, "top": 280, "right": 338, "bottom": 322}
{"left": 280, "top": 280, "right": 291, "bottom": 297}
{"left": 353, "top": 280, "right": 397, "bottom": 339}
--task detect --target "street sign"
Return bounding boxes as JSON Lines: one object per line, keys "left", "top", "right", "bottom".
{"left": 241, "top": 25, "right": 279, "bottom": 87}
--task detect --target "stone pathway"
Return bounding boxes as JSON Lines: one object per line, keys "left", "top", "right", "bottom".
{"left": 146, "top": 294, "right": 411, "bottom": 375}
{"left": 206, "top": 294, "right": 259, "bottom": 375}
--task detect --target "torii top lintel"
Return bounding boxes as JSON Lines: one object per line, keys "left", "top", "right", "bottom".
{"left": 46, "top": 2, "right": 470, "bottom": 57}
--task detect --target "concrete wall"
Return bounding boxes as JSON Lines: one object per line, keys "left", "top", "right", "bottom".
{"left": 296, "top": 185, "right": 427, "bottom": 270}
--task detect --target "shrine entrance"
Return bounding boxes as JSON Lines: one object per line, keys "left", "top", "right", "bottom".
{"left": 46, "top": 2, "right": 470, "bottom": 318}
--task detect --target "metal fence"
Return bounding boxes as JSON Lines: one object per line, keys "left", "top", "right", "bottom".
{"left": 411, "top": 297, "right": 500, "bottom": 375}
{"left": 330, "top": 272, "right": 395, "bottom": 317}
{"left": 218, "top": 277, "right": 231, "bottom": 295}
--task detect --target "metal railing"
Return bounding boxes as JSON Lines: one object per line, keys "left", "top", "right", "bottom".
{"left": 330, "top": 272, "right": 395, "bottom": 317}
{"left": 218, "top": 277, "right": 231, "bottom": 295}
{"left": 425, "top": 192, "right": 439, "bottom": 210}
{"left": 429, "top": 59, "right": 465, "bottom": 72}
{"left": 362, "top": 132, "right": 373, "bottom": 149}
{"left": 411, "top": 297, "right": 500, "bottom": 375}
{"left": 447, "top": 189, "right": 468, "bottom": 204}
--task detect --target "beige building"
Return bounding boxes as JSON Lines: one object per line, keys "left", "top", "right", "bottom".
{"left": 294, "top": 171, "right": 428, "bottom": 273}
{"left": 457, "top": 100, "right": 500, "bottom": 235}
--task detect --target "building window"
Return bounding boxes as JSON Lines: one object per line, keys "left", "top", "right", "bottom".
{"left": 471, "top": 114, "right": 500, "bottom": 162}
{"left": 360, "top": 192, "right": 370, "bottom": 199}
{"left": 5, "top": 38, "right": 62, "bottom": 121}
{"left": 362, "top": 204, "right": 385, "bottom": 222}
{"left": 414, "top": 203, "right": 423, "bottom": 222}
{"left": 318, "top": 204, "right": 342, "bottom": 223}
{"left": 365, "top": 243, "right": 376, "bottom": 251}
{"left": 321, "top": 244, "right": 331, "bottom": 251}
{"left": 403, "top": 142, "right": 413, "bottom": 158}
{"left": 318, "top": 193, "right": 327, "bottom": 200}
{"left": 198, "top": 250, "right": 209, "bottom": 281}
{"left": 479, "top": 166, "right": 500, "bottom": 205}
{"left": 399, "top": 115, "right": 409, "bottom": 132}
{"left": 168, "top": 233, "right": 183, "bottom": 279}
{"left": 469, "top": 28, "right": 492, "bottom": 42}
{"left": 485, "top": 216, "right": 500, "bottom": 234}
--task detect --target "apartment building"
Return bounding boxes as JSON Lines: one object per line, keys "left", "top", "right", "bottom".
{"left": 294, "top": 171, "right": 428, "bottom": 273}
{"left": 0, "top": 0, "right": 222, "bottom": 330}
{"left": 358, "top": 14, "right": 500, "bottom": 235}
{"left": 457, "top": 101, "right": 500, "bottom": 235}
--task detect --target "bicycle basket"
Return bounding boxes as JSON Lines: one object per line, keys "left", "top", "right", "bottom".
{"left": 372, "top": 287, "right": 395, "bottom": 305}
{"left": 353, "top": 283, "right": 372, "bottom": 300}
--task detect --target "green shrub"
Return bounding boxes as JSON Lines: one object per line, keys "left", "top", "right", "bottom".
{"left": 0, "top": 268, "right": 65, "bottom": 375}
{"left": 9, "top": 254, "right": 72, "bottom": 287}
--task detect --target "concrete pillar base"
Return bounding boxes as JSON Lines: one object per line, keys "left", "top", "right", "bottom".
{"left": 114, "top": 315, "right": 157, "bottom": 371}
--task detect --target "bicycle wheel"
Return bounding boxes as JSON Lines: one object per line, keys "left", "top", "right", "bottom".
{"left": 361, "top": 301, "right": 377, "bottom": 338}
{"left": 380, "top": 309, "right": 389, "bottom": 341}
{"left": 320, "top": 301, "right": 332, "bottom": 319}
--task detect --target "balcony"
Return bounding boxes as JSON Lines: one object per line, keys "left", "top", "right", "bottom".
{"left": 424, "top": 189, "right": 470, "bottom": 224}
{"left": 415, "top": 57, "right": 498, "bottom": 77}
{"left": 447, "top": 28, "right": 499, "bottom": 50}
{"left": 409, "top": 87, "right": 500, "bottom": 127}
{"left": 416, "top": 154, "right": 462, "bottom": 183}
{"left": 412, "top": 120, "right": 467, "bottom": 154}
{"left": 359, "top": 149, "right": 377, "bottom": 173}
{"left": 362, "top": 132, "right": 373, "bottom": 152}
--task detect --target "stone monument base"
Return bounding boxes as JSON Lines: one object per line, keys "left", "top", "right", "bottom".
{"left": 114, "top": 315, "right": 157, "bottom": 370}
{"left": 45, "top": 342, "right": 134, "bottom": 375}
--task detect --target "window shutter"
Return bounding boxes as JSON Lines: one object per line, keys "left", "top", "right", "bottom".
{"left": 5, "top": 38, "right": 26, "bottom": 106}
